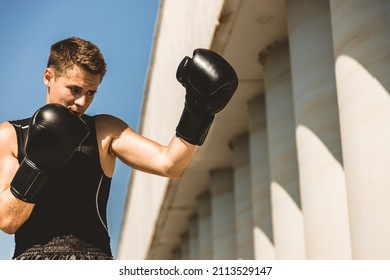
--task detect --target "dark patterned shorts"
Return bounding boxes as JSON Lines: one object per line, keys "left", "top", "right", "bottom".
{"left": 13, "top": 235, "right": 114, "bottom": 260}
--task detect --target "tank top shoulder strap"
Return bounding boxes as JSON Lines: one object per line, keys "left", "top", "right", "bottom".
{"left": 81, "top": 114, "right": 96, "bottom": 140}
{"left": 80, "top": 114, "right": 98, "bottom": 150}
{"left": 8, "top": 118, "right": 31, "bottom": 163}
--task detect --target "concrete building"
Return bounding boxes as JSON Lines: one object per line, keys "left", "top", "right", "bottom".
{"left": 117, "top": 0, "right": 390, "bottom": 260}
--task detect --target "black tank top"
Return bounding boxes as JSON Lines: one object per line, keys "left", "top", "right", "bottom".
{"left": 9, "top": 115, "right": 113, "bottom": 258}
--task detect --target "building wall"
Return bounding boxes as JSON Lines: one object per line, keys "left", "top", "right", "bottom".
{"left": 118, "top": 0, "right": 390, "bottom": 260}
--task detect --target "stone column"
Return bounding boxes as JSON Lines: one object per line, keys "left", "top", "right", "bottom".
{"left": 330, "top": 0, "right": 390, "bottom": 259}
{"left": 263, "top": 40, "right": 306, "bottom": 259}
{"left": 286, "top": 0, "right": 351, "bottom": 259}
{"left": 197, "top": 192, "right": 212, "bottom": 259}
{"left": 231, "top": 132, "right": 254, "bottom": 259}
{"left": 210, "top": 168, "right": 237, "bottom": 259}
{"left": 248, "top": 94, "right": 275, "bottom": 259}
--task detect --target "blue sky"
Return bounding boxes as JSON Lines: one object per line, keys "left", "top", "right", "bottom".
{"left": 0, "top": 0, "right": 160, "bottom": 259}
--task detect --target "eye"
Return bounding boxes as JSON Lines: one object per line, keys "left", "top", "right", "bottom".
{"left": 70, "top": 86, "right": 81, "bottom": 94}
{"left": 86, "top": 91, "right": 96, "bottom": 97}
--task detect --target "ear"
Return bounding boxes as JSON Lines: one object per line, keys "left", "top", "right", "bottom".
{"left": 43, "top": 68, "right": 54, "bottom": 87}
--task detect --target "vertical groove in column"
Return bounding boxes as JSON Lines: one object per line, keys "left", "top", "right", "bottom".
{"left": 210, "top": 168, "right": 236, "bottom": 259}
{"left": 248, "top": 94, "right": 275, "bottom": 259}
{"left": 264, "top": 41, "right": 306, "bottom": 259}
{"left": 180, "top": 232, "right": 189, "bottom": 260}
{"left": 188, "top": 214, "right": 199, "bottom": 260}
{"left": 231, "top": 132, "right": 254, "bottom": 259}
{"left": 170, "top": 247, "right": 181, "bottom": 260}
{"left": 197, "top": 192, "right": 212, "bottom": 260}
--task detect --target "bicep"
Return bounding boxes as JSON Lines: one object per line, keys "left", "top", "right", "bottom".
{"left": 110, "top": 126, "right": 169, "bottom": 176}
{"left": 97, "top": 114, "right": 169, "bottom": 176}
{"left": 100, "top": 115, "right": 196, "bottom": 178}
{"left": 0, "top": 123, "right": 19, "bottom": 193}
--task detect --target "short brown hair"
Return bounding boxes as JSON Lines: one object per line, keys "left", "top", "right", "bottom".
{"left": 47, "top": 37, "right": 107, "bottom": 81}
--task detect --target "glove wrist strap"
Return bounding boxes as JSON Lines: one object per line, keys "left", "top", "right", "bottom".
{"left": 176, "top": 107, "right": 214, "bottom": 146}
{"left": 10, "top": 158, "right": 48, "bottom": 204}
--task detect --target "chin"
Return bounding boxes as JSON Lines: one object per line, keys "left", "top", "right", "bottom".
{"left": 68, "top": 109, "right": 83, "bottom": 117}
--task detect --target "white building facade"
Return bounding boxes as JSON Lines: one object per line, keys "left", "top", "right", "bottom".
{"left": 118, "top": 0, "right": 390, "bottom": 260}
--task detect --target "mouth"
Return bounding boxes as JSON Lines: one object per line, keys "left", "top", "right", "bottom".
{"left": 68, "top": 109, "right": 83, "bottom": 117}
{"left": 74, "top": 112, "right": 83, "bottom": 117}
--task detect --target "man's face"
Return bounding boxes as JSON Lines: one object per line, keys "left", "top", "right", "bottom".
{"left": 43, "top": 65, "right": 101, "bottom": 117}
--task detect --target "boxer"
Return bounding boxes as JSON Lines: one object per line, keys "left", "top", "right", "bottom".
{"left": 0, "top": 37, "right": 238, "bottom": 259}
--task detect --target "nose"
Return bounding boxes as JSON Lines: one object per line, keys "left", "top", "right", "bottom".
{"left": 74, "top": 94, "right": 87, "bottom": 107}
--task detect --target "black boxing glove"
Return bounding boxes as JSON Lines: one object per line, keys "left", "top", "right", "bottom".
{"left": 10, "top": 103, "right": 90, "bottom": 203}
{"left": 176, "top": 49, "right": 238, "bottom": 145}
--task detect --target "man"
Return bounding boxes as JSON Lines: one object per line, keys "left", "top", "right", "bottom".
{"left": 0, "top": 37, "right": 238, "bottom": 259}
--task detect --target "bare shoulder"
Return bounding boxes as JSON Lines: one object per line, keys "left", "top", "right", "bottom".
{"left": 93, "top": 114, "right": 135, "bottom": 177}
{"left": 94, "top": 114, "right": 130, "bottom": 147}
{"left": 95, "top": 114, "right": 131, "bottom": 134}
{"left": 0, "top": 121, "right": 17, "bottom": 158}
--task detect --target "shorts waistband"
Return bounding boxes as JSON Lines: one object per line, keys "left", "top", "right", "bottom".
{"left": 13, "top": 235, "right": 114, "bottom": 260}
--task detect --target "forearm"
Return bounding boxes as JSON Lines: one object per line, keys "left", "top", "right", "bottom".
{"left": 0, "top": 187, "right": 34, "bottom": 234}
{"left": 163, "top": 135, "right": 197, "bottom": 178}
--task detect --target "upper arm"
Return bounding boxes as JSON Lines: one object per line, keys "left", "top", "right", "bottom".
{"left": 96, "top": 114, "right": 196, "bottom": 178}
{"left": 0, "top": 122, "right": 33, "bottom": 234}
{"left": 0, "top": 122, "right": 19, "bottom": 194}
{"left": 96, "top": 114, "right": 168, "bottom": 176}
